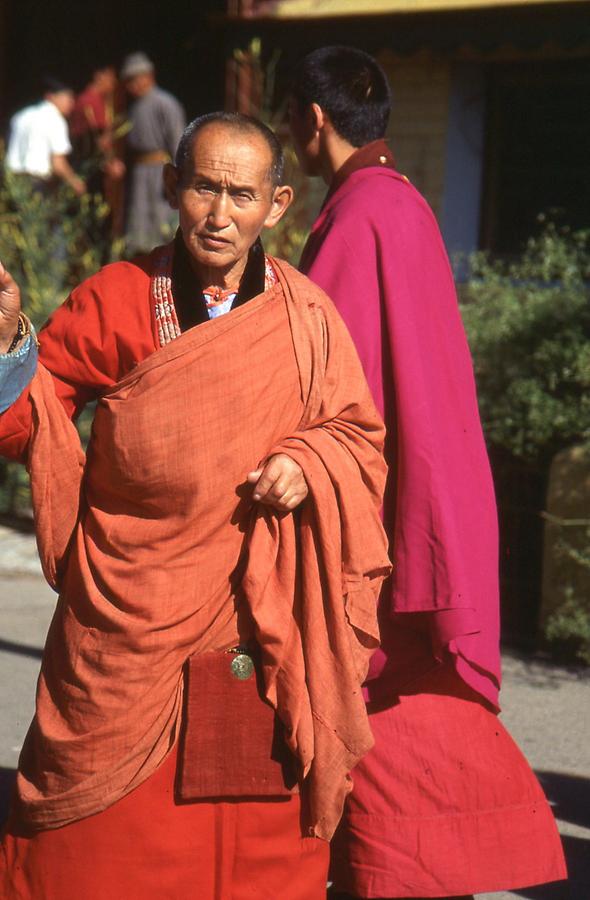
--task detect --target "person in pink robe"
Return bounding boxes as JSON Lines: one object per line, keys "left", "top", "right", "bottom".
{"left": 289, "top": 46, "right": 567, "bottom": 900}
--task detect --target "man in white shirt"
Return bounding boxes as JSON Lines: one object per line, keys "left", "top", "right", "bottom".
{"left": 6, "top": 77, "right": 85, "bottom": 196}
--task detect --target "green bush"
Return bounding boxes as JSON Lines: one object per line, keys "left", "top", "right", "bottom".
{"left": 0, "top": 158, "right": 120, "bottom": 515}
{"left": 545, "top": 594, "right": 590, "bottom": 665}
{"left": 460, "top": 222, "right": 590, "bottom": 663}
{"left": 460, "top": 222, "right": 590, "bottom": 464}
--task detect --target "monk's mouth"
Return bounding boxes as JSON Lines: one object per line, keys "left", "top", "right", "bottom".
{"left": 200, "top": 234, "right": 231, "bottom": 250}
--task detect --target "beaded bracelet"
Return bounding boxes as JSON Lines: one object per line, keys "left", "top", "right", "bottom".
{"left": 5, "top": 314, "right": 30, "bottom": 355}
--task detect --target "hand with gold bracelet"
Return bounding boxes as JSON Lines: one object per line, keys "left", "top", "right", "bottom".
{"left": 0, "top": 261, "right": 25, "bottom": 354}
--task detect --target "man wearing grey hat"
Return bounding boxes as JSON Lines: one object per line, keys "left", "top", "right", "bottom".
{"left": 121, "top": 52, "right": 186, "bottom": 253}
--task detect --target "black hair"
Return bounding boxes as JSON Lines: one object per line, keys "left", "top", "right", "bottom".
{"left": 41, "top": 75, "right": 73, "bottom": 95}
{"left": 175, "top": 112, "right": 285, "bottom": 188}
{"left": 290, "top": 46, "right": 391, "bottom": 147}
{"left": 92, "top": 62, "right": 116, "bottom": 74}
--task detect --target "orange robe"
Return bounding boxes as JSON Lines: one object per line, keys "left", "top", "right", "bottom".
{"left": 0, "top": 246, "right": 390, "bottom": 897}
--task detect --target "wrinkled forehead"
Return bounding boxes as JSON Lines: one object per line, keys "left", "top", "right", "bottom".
{"left": 189, "top": 124, "right": 273, "bottom": 185}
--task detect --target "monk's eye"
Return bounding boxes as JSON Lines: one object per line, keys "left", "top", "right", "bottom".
{"left": 195, "top": 184, "right": 217, "bottom": 196}
{"left": 233, "top": 192, "right": 255, "bottom": 205}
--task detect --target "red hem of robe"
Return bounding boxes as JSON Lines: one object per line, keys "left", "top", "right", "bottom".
{"left": 329, "top": 666, "right": 567, "bottom": 898}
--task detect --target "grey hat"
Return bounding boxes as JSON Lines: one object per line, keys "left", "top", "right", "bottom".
{"left": 120, "top": 52, "right": 154, "bottom": 80}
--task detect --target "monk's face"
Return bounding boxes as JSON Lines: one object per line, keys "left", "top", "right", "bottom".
{"left": 164, "top": 124, "right": 292, "bottom": 286}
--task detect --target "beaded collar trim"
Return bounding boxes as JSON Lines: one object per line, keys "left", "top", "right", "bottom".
{"left": 151, "top": 246, "right": 277, "bottom": 348}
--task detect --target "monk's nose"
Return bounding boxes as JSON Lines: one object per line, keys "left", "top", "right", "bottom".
{"left": 207, "top": 193, "right": 231, "bottom": 230}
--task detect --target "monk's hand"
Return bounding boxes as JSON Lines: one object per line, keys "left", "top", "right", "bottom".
{"left": 247, "top": 453, "right": 308, "bottom": 512}
{"left": 0, "top": 261, "right": 22, "bottom": 354}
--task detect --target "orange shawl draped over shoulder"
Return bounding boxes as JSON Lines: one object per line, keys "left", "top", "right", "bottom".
{"left": 21, "top": 257, "right": 390, "bottom": 841}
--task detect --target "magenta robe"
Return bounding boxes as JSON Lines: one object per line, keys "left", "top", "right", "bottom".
{"left": 300, "top": 158, "right": 567, "bottom": 897}
{"left": 301, "top": 164, "right": 500, "bottom": 709}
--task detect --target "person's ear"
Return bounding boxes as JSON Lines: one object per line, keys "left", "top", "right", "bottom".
{"left": 310, "top": 102, "right": 326, "bottom": 133}
{"left": 264, "top": 184, "right": 294, "bottom": 229}
{"left": 163, "top": 163, "right": 180, "bottom": 210}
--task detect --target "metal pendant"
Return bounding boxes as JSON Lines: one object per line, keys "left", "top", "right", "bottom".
{"left": 230, "top": 653, "right": 255, "bottom": 680}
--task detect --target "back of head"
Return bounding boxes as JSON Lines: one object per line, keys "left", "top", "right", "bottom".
{"left": 290, "top": 46, "right": 391, "bottom": 148}
{"left": 41, "top": 75, "right": 75, "bottom": 116}
{"left": 41, "top": 75, "right": 73, "bottom": 96}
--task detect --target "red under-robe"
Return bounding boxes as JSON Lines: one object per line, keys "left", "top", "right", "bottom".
{"left": 301, "top": 141, "right": 567, "bottom": 898}
{"left": 2, "top": 746, "right": 327, "bottom": 900}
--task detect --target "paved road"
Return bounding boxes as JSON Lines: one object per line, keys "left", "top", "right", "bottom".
{"left": 0, "top": 526, "right": 588, "bottom": 899}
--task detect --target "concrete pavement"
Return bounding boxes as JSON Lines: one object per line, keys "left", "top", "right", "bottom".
{"left": 0, "top": 525, "right": 588, "bottom": 899}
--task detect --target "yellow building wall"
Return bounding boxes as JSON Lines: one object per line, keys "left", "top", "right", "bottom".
{"left": 250, "top": 0, "right": 587, "bottom": 17}
{"left": 378, "top": 50, "right": 452, "bottom": 219}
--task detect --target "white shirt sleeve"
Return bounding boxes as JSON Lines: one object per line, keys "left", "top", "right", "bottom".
{"left": 46, "top": 104, "right": 72, "bottom": 156}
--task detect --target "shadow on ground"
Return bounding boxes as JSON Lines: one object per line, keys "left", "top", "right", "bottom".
{"left": 510, "top": 836, "right": 585, "bottom": 899}
{"left": 0, "top": 767, "right": 16, "bottom": 828}
{"left": 0, "top": 637, "right": 43, "bottom": 660}
{"left": 0, "top": 514, "right": 34, "bottom": 534}
{"left": 502, "top": 649, "right": 590, "bottom": 691}
{"left": 511, "top": 771, "right": 590, "bottom": 900}
{"left": 536, "top": 771, "right": 590, "bottom": 831}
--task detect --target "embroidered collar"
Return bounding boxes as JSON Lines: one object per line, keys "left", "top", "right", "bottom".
{"left": 152, "top": 236, "right": 277, "bottom": 347}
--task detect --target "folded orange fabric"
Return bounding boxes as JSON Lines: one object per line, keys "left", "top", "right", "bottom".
{"left": 18, "top": 256, "right": 390, "bottom": 840}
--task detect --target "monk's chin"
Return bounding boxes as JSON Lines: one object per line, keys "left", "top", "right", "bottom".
{"left": 190, "top": 244, "right": 236, "bottom": 271}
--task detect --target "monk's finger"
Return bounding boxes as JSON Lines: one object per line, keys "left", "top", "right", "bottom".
{"left": 247, "top": 468, "right": 281, "bottom": 502}
{"left": 267, "top": 473, "right": 294, "bottom": 499}
{"left": 268, "top": 464, "right": 308, "bottom": 505}
{"left": 248, "top": 455, "right": 307, "bottom": 504}
{"left": 0, "top": 262, "right": 19, "bottom": 305}
{"left": 262, "top": 466, "right": 305, "bottom": 502}
{"left": 280, "top": 493, "right": 307, "bottom": 512}
{"left": 249, "top": 459, "right": 284, "bottom": 502}
{"left": 274, "top": 475, "right": 307, "bottom": 502}
{"left": 268, "top": 482, "right": 309, "bottom": 511}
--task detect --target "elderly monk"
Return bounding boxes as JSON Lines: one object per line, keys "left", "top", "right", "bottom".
{"left": 289, "top": 47, "right": 567, "bottom": 900}
{"left": 0, "top": 112, "right": 390, "bottom": 900}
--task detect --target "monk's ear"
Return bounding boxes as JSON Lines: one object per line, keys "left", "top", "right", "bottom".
{"left": 264, "top": 184, "right": 294, "bottom": 230}
{"left": 310, "top": 102, "right": 325, "bottom": 133}
{"left": 163, "top": 163, "right": 180, "bottom": 210}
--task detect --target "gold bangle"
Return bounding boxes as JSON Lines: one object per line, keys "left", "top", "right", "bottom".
{"left": 5, "top": 314, "right": 34, "bottom": 354}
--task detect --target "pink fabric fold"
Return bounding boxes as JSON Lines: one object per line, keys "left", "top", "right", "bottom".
{"left": 301, "top": 167, "right": 501, "bottom": 707}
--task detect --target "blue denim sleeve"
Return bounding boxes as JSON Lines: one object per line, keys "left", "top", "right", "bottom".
{"left": 0, "top": 333, "right": 38, "bottom": 414}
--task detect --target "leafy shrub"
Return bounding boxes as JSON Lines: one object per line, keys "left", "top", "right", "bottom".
{"left": 545, "top": 583, "right": 590, "bottom": 666}
{"left": 460, "top": 222, "right": 590, "bottom": 662}
{"left": 460, "top": 222, "right": 590, "bottom": 464}
{"left": 0, "top": 157, "right": 120, "bottom": 515}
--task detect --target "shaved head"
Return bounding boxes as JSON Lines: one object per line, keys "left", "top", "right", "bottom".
{"left": 175, "top": 113, "right": 285, "bottom": 189}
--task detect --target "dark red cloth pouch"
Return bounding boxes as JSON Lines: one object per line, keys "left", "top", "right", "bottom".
{"left": 177, "top": 648, "right": 297, "bottom": 800}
